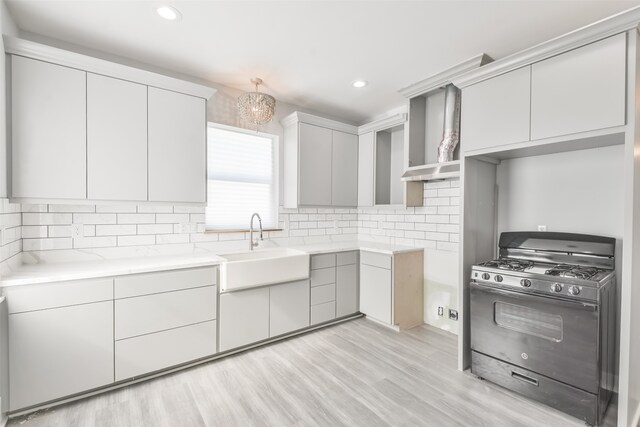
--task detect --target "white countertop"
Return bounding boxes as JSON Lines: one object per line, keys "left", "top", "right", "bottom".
{"left": 0, "top": 240, "right": 422, "bottom": 287}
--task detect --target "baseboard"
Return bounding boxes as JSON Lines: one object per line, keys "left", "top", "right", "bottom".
{"left": 1, "top": 414, "right": 7, "bottom": 427}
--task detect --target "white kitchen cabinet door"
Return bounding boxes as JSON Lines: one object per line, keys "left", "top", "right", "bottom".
{"left": 531, "top": 33, "right": 626, "bottom": 140}
{"left": 115, "top": 320, "right": 217, "bottom": 381}
{"left": 87, "top": 73, "right": 147, "bottom": 201}
{"left": 9, "top": 301, "right": 113, "bottom": 410}
{"left": 269, "top": 280, "right": 310, "bottom": 337}
{"left": 357, "top": 132, "right": 375, "bottom": 207}
{"left": 336, "top": 264, "right": 358, "bottom": 317}
{"left": 11, "top": 56, "right": 87, "bottom": 200}
{"left": 298, "top": 123, "right": 332, "bottom": 206}
{"left": 331, "top": 130, "right": 358, "bottom": 206}
{"left": 359, "top": 264, "right": 392, "bottom": 324}
{"left": 219, "top": 287, "right": 269, "bottom": 352}
{"left": 461, "top": 66, "right": 531, "bottom": 153}
{"left": 148, "top": 87, "right": 206, "bottom": 203}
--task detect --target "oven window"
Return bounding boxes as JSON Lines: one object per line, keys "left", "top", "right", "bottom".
{"left": 494, "top": 302, "right": 563, "bottom": 342}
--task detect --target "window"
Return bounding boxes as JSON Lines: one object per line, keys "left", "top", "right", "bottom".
{"left": 206, "top": 124, "right": 279, "bottom": 231}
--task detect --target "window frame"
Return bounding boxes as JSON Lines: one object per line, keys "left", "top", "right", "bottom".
{"left": 205, "top": 122, "right": 280, "bottom": 233}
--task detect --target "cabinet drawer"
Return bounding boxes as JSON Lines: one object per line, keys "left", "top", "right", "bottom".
{"left": 311, "top": 301, "right": 336, "bottom": 325}
{"left": 311, "top": 283, "right": 336, "bottom": 305}
{"left": 115, "top": 286, "right": 216, "bottom": 340}
{"left": 360, "top": 251, "right": 392, "bottom": 270}
{"left": 115, "top": 320, "right": 217, "bottom": 381}
{"left": 337, "top": 251, "right": 358, "bottom": 266}
{"left": 115, "top": 267, "right": 217, "bottom": 299}
{"left": 311, "top": 253, "right": 336, "bottom": 270}
{"left": 311, "top": 267, "right": 335, "bottom": 287}
{"left": 4, "top": 278, "right": 113, "bottom": 314}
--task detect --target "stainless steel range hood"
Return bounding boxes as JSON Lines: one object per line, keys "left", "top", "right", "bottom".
{"left": 402, "top": 84, "right": 462, "bottom": 182}
{"left": 401, "top": 160, "right": 460, "bottom": 182}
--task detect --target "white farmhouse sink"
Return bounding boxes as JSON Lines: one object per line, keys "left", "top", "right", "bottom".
{"left": 219, "top": 248, "right": 310, "bottom": 292}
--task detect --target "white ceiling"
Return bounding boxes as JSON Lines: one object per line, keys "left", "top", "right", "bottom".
{"left": 5, "top": 0, "right": 640, "bottom": 124}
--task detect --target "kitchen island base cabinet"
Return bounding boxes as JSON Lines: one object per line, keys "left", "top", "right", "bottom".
{"left": 359, "top": 250, "right": 424, "bottom": 331}
{"left": 9, "top": 301, "right": 114, "bottom": 411}
{"left": 115, "top": 320, "right": 217, "bottom": 381}
{"left": 219, "top": 287, "right": 270, "bottom": 352}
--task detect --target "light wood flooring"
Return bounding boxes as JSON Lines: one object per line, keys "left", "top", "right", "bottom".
{"left": 9, "top": 318, "right": 617, "bottom": 426}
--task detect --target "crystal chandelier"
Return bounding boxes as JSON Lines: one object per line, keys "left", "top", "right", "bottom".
{"left": 237, "top": 77, "right": 276, "bottom": 129}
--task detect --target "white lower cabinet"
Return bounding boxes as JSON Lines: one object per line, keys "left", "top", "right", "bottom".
{"left": 9, "top": 301, "right": 114, "bottom": 410}
{"left": 219, "top": 287, "right": 270, "bottom": 352}
{"left": 115, "top": 321, "right": 217, "bottom": 381}
{"left": 336, "top": 264, "right": 358, "bottom": 317}
{"left": 269, "top": 280, "right": 310, "bottom": 337}
{"left": 359, "top": 263, "right": 392, "bottom": 324}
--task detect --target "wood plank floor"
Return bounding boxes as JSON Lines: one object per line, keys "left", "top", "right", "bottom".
{"left": 9, "top": 318, "right": 617, "bottom": 427}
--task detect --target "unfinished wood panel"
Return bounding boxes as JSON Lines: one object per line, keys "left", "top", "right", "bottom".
{"left": 393, "top": 251, "right": 424, "bottom": 330}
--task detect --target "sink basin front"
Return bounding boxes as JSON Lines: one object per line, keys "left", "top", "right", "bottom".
{"left": 219, "top": 248, "right": 310, "bottom": 292}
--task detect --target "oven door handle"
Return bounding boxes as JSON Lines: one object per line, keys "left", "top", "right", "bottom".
{"left": 470, "top": 281, "right": 598, "bottom": 311}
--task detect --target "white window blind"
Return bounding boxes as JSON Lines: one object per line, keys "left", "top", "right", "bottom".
{"left": 206, "top": 125, "right": 278, "bottom": 230}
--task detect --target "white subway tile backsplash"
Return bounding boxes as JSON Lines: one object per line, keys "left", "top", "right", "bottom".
{"left": 74, "top": 213, "right": 117, "bottom": 225}
{"left": 21, "top": 226, "right": 47, "bottom": 238}
{"left": 173, "top": 205, "right": 206, "bottom": 214}
{"left": 49, "top": 204, "right": 96, "bottom": 213}
{"left": 74, "top": 236, "right": 118, "bottom": 249}
{"left": 137, "top": 224, "right": 174, "bottom": 235}
{"left": 117, "top": 213, "right": 156, "bottom": 224}
{"left": 96, "top": 205, "right": 137, "bottom": 213}
{"left": 156, "top": 213, "right": 190, "bottom": 224}
{"left": 95, "top": 224, "right": 137, "bottom": 236}
{"left": 23, "top": 213, "right": 72, "bottom": 226}
{"left": 23, "top": 238, "right": 72, "bottom": 251}
{"left": 137, "top": 205, "right": 173, "bottom": 213}
{"left": 117, "top": 235, "right": 155, "bottom": 247}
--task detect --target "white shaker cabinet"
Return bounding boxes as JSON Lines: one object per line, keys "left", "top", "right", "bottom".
{"left": 9, "top": 301, "right": 114, "bottom": 410}
{"left": 282, "top": 112, "right": 359, "bottom": 208}
{"left": 331, "top": 131, "right": 359, "bottom": 207}
{"left": 357, "top": 131, "right": 375, "bottom": 207}
{"left": 530, "top": 33, "right": 626, "bottom": 140}
{"left": 219, "top": 287, "right": 270, "bottom": 352}
{"left": 461, "top": 66, "right": 531, "bottom": 153}
{"left": 269, "top": 280, "right": 310, "bottom": 337}
{"left": 11, "top": 56, "right": 87, "bottom": 200}
{"left": 298, "top": 123, "right": 333, "bottom": 206}
{"left": 148, "top": 87, "right": 207, "bottom": 203}
{"left": 87, "top": 73, "right": 148, "bottom": 201}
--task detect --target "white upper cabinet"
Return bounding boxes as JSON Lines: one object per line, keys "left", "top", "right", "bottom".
{"left": 530, "top": 33, "right": 626, "bottom": 140}
{"left": 11, "top": 56, "right": 87, "bottom": 200}
{"left": 7, "top": 38, "right": 215, "bottom": 204}
{"left": 87, "top": 74, "right": 148, "bottom": 201}
{"left": 357, "top": 132, "right": 375, "bottom": 207}
{"left": 461, "top": 66, "right": 531, "bottom": 153}
{"left": 147, "top": 88, "right": 207, "bottom": 203}
{"left": 298, "top": 122, "right": 333, "bottom": 206}
{"left": 282, "top": 112, "right": 358, "bottom": 208}
{"left": 331, "top": 130, "right": 358, "bottom": 207}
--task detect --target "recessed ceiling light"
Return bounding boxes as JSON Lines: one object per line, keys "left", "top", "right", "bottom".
{"left": 157, "top": 5, "right": 182, "bottom": 21}
{"left": 352, "top": 80, "right": 368, "bottom": 88}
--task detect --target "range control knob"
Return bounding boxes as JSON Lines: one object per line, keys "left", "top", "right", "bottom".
{"left": 520, "top": 279, "right": 532, "bottom": 288}
{"left": 482, "top": 273, "right": 491, "bottom": 280}
{"left": 569, "top": 286, "right": 581, "bottom": 296}
{"left": 551, "top": 283, "right": 563, "bottom": 293}
{"left": 494, "top": 275, "right": 503, "bottom": 283}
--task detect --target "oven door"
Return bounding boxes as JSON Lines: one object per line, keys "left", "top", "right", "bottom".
{"left": 470, "top": 281, "right": 599, "bottom": 393}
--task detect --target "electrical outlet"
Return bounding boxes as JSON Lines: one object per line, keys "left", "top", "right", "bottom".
{"left": 537, "top": 225, "right": 547, "bottom": 232}
{"left": 438, "top": 306, "right": 444, "bottom": 316}
{"left": 449, "top": 309, "right": 459, "bottom": 321}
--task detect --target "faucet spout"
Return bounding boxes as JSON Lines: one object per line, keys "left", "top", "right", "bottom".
{"left": 249, "top": 213, "right": 263, "bottom": 251}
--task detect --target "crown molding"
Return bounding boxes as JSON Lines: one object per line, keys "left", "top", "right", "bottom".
{"left": 452, "top": 6, "right": 640, "bottom": 88}
{"left": 358, "top": 113, "right": 407, "bottom": 135}
{"left": 398, "top": 54, "right": 492, "bottom": 99}
{"left": 280, "top": 111, "right": 358, "bottom": 134}
{"left": 3, "top": 36, "right": 217, "bottom": 100}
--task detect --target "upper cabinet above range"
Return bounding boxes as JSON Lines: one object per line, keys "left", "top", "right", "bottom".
{"left": 6, "top": 37, "right": 215, "bottom": 205}
{"left": 282, "top": 112, "right": 358, "bottom": 208}
{"left": 458, "top": 33, "right": 627, "bottom": 154}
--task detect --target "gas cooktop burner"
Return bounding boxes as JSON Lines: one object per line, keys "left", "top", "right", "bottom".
{"left": 545, "top": 264, "right": 601, "bottom": 280}
{"left": 479, "top": 258, "right": 534, "bottom": 271}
